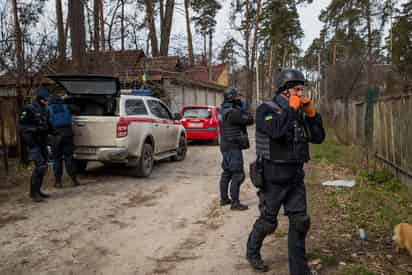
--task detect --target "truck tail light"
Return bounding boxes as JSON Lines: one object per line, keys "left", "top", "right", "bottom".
{"left": 116, "top": 118, "right": 129, "bottom": 138}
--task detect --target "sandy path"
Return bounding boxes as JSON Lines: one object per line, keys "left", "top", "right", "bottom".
{"left": 0, "top": 136, "right": 292, "bottom": 275}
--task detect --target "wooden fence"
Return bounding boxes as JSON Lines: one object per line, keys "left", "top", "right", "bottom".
{"left": 326, "top": 93, "right": 412, "bottom": 185}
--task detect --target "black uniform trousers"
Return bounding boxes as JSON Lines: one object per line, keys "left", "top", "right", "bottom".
{"left": 28, "top": 145, "right": 49, "bottom": 196}
{"left": 52, "top": 135, "right": 76, "bottom": 180}
{"left": 247, "top": 163, "right": 311, "bottom": 275}
{"left": 220, "top": 149, "right": 245, "bottom": 204}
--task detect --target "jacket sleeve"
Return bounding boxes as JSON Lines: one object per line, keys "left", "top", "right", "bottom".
{"left": 227, "top": 109, "right": 254, "bottom": 126}
{"left": 305, "top": 113, "right": 325, "bottom": 144}
{"left": 255, "top": 103, "right": 294, "bottom": 139}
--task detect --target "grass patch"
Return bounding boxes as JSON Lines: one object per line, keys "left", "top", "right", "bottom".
{"left": 348, "top": 170, "right": 412, "bottom": 235}
{"left": 310, "top": 128, "right": 359, "bottom": 168}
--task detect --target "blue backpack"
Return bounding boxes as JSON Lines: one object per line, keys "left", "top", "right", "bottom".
{"left": 48, "top": 104, "right": 72, "bottom": 129}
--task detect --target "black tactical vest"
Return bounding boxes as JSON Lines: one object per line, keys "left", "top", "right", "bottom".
{"left": 220, "top": 106, "right": 244, "bottom": 151}
{"left": 256, "top": 100, "right": 310, "bottom": 163}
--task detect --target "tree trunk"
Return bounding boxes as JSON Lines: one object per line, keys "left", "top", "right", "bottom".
{"left": 184, "top": 0, "right": 194, "bottom": 65}
{"left": 208, "top": 31, "right": 213, "bottom": 81}
{"left": 69, "top": 0, "right": 87, "bottom": 72}
{"left": 159, "top": 0, "right": 175, "bottom": 56}
{"left": 248, "top": 0, "right": 262, "bottom": 109}
{"left": 93, "top": 0, "right": 100, "bottom": 51}
{"left": 0, "top": 107, "right": 8, "bottom": 176}
{"left": 145, "top": 0, "right": 159, "bottom": 56}
{"left": 268, "top": 41, "right": 274, "bottom": 95}
{"left": 56, "top": 0, "right": 66, "bottom": 63}
{"left": 99, "top": 0, "right": 105, "bottom": 50}
{"left": 121, "top": 0, "right": 125, "bottom": 50}
{"left": 244, "top": 0, "right": 252, "bottom": 108}
{"left": 12, "top": 0, "right": 26, "bottom": 164}
{"left": 365, "top": 0, "right": 373, "bottom": 86}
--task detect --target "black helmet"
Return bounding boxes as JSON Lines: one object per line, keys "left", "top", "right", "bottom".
{"left": 224, "top": 87, "right": 241, "bottom": 102}
{"left": 276, "top": 69, "right": 305, "bottom": 93}
{"left": 36, "top": 86, "right": 50, "bottom": 101}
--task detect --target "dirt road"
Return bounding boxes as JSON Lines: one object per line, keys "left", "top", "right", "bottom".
{"left": 0, "top": 137, "right": 297, "bottom": 275}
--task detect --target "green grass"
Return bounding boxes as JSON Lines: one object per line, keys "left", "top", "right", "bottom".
{"left": 348, "top": 170, "right": 412, "bottom": 234}
{"left": 310, "top": 128, "right": 360, "bottom": 169}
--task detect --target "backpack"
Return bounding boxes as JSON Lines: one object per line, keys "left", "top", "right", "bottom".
{"left": 48, "top": 104, "right": 72, "bottom": 129}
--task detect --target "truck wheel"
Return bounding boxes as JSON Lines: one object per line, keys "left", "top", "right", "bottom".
{"left": 172, "top": 135, "right": 187, "bottom": 161}
{"left": 135, "top": 143, "right": 154, "bottom": 177}
{"left": 76, "top": 160, "right": 88, "bottom": 174}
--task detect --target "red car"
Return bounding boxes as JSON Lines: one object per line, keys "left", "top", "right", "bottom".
{"left": 180, "top": 105, "right": 221, "bottom": 144}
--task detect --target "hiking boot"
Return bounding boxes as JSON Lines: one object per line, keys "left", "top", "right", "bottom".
{"left": 39, "top": 191, "right": 50, "bottom": 198}
{"left": 247, "top": 256, "right": 269, "bottom": 272}
{"left": 220, "top": 198, "right": 232, "bottom": 206}
{"left": 231, "top": 202, "right": 249, "bottom": 211}
{"left": 71, "top": 176, "right": 80, "bottom": 186}
{"left": 30, "top": 193, "right": 45, "bottom": 203}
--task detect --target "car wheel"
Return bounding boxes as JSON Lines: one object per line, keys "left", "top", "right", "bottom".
{"left": 135, "top": 143, "right": 154, "bottom": 177}
{"left": 172, "top": 135, "right": 187, "bottom": 161}
{"left": 76, "top": 160, "right": 88, "bottom": 174}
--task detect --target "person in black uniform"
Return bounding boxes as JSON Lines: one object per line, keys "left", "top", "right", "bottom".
{"left": 19, "top": 86, "right": 52, "bottom": 202}
{"left": 219, "top": 88, "right": 254, "bottom": 211}
{"left": 246, "top": 69, "right": 325, "bottom": 274}
{"left": 48, "top": 95, "right": 80, "bottom": 188}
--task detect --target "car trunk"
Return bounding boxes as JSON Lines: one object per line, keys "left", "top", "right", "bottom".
{"left": 181, "top": 107, "right": 214, "bottom": 129}
{"left": 72, "top": 116, "right": 119, "bottom": 147}
{"left": 47, "top": 75, "right": 121, "bottom": 147}
{"left": 47, "top": 74, "right": 120, "bottom": 116}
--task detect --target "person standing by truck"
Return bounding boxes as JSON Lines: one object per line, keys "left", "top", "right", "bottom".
{"left": 19, "top": 87, "right": 51, "bottom": 202}
{"left": 48, "top": 95, "right": 80, "bottom": 188}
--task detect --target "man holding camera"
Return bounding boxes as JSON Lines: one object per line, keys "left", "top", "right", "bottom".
{"left": 246, "top": 69, "right": 325, "bottom": 274}
{"left": 219, "top": 88, "right": 254, "bottom": 211}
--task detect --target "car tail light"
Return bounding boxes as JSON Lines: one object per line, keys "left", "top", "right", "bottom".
{"left": 116, "top": 118, "right": 129, "bottom": 138}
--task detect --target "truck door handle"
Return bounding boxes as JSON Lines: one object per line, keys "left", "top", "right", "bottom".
{"left": 76, "top": 122, "right": 86, "bottom": 127}
{"left": 154, "top": 124, "right": 159, "bottom": 127}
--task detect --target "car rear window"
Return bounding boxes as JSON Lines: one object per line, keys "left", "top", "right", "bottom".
{"left": 125, "top": 99, "right": 148, "bottom": 115}
{"left": 183, "top": 108, "right": 211, "bottom": 118}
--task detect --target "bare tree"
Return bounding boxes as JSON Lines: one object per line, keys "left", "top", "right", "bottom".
{"left": 159, "top": 0, "right": 175, "bottom": 56}
{"left": 56, "top": 0, "right": 66, "bottom": 63}
{"left": 69, "top": 0, "right": 87, "bottom": 72}
{"left": 184, "top": 0, "right": 194, "bottom": 65}
{"left": 145, "top": 0, "right": 159, "bottom": 56}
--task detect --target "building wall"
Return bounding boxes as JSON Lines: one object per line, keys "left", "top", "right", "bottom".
{"left": 164, "top": 80, "right": 225, "bottom": 112}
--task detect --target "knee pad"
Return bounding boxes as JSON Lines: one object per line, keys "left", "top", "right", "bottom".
{"left": 257, "top": 218, "right": 278, "bottom": 235}
{"left": 289, "top": 215, "right": 311, "bottom": 234}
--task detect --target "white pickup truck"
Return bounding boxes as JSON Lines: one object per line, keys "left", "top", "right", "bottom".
{"left": 47, "top": 75, "right": 187, "bottom": 177}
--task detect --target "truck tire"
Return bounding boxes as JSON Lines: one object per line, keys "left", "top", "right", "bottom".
{"left": 172, "top": 135, "right": 187, "bottom": 161}
{"left": 135, "top": 143, "right": 154, "bottom": 177}
{"left": 76, "top": 160, "right": 88, "bottom": 174}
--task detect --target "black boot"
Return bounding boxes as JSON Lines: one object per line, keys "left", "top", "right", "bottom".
{"left": 247, "top": 256, "right": 269, "bottom": 272}
{"left": 71, "top": 176, "right": 80, "bottom": 186}
{"left": 220, "top": 198, "right": 232, "bottom": 206}
{"left": 246, "top": 219, "right": 277, "bottom": 270}
{"left": 230, "top": 202, "right": 248, "bottom": 211}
